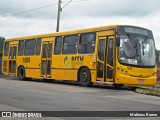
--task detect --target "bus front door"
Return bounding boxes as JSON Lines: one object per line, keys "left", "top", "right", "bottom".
{"left": 41, "top": 42, "right": 53, "bottom": 78}
{"left": 9, "top": 45, "right": 17, "bottom": 76}
{"left": 97, "top": 36, "right": 114, "bottom": 83}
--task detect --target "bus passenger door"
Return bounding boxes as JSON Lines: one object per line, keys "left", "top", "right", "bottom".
{"left": 97, "top": 37, "right": 107, "bottom": 82}
{"left": 106, "top": 36, "right": 114, "bottom": 82}
{"left": 41, "top": 42, "right": 53, "bottom": 78}
{"left": 97, "top": 36, "right": 114, "bottom": 82}
{"left": 9, "top": 45, "right": 17, "bottom": 76}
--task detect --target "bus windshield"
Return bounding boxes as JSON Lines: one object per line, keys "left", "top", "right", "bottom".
{"left": 118, "top": 34, "right": 156, "bottom": 67}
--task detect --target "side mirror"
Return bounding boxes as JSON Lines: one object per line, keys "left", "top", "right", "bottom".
{"left": 116, "top": 35, "right": 120, "bottom": 46}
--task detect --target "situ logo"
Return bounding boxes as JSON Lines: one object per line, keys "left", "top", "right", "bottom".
{"left": 64, "top": 56, "right": 85, "bottom": 67}
{"left": 64, "top": 56, "right": 70, "bottom": 67}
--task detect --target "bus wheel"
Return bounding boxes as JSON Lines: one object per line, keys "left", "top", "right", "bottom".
{"left": 18, "top": 66, "right": 26, "bottom": 80}
{"left": 79, "top": 67, "right": 92, "bottom": 87}
{"left": 25, "top": 78, "right": 32, "bottom": 81}
{"left": 43, "top": 79, "right": 53, "bottom": 83}
{"left": 113, "top": 84, "right": 124, "bottom": 88}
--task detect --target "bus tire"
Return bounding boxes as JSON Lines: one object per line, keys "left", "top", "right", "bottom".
{"left": 113, "top": 84, "right": 124, "bottom": 88}
{"left": 79, "top": 67, "right": 93, "bottom": 87}
{"left": 25, "top": 78, "right": 32, "bottom": 81}
{"left": 18, "top": 66, "right": 26, "bottom": 80}
{"left": 43, "top": 79, "right": 53, "bottom": 83}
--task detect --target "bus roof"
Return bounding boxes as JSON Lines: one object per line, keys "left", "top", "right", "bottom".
{"left": 5, "top": 25, "right": 147, "bottom": 41}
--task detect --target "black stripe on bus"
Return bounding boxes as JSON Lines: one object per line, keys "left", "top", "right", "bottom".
{"left": 25, "top": 68, "right": 40, "bottom": 69}
{"left": 25, "top": 68, "right": 96, "bottom": 71}
{"left": 51, "top": 68, "right": 96, "bottom": 71}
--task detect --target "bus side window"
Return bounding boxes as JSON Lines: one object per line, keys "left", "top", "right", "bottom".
{"left": 18, "top": 40, "right": 24, "bottom": 56}
{"left": 79, "top": 33, "right": 96, "bottom": 54}
{"left": 4, "top": 42, "right": 9, "bottom": 56}
{"left": 62, "top": 35, "right": 78, "bottom": 54}
{"left": 36, "top": 38, "right": 41, "bottom": 55}
{"left": 54, "top": 37, "right": 62, "bottom": 55}
{"left": 24, "top": 39, "right": 36, "bottom": 56}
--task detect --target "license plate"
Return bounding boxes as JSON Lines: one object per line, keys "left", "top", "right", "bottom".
{"left": 138, "top": 79, "right": 144, "bottom": 83}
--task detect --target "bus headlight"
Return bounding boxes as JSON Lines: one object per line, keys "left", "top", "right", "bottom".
{"left": 153, "top": 72, "right": 157, "bottom": 76}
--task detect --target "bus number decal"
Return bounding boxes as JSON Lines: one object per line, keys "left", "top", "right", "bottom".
{"left": 23, "top": 57, "right": 30, "bottom": 63}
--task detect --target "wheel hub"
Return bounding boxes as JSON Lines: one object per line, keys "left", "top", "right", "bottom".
{"left": 82, "top": 72, "right": 88, "bottom": 82}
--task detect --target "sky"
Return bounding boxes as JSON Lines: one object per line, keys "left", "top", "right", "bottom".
{"left": 0, "top": 0, "right": 160, "bottom": 49}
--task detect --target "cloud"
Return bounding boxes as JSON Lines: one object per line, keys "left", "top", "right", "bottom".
{"left": 1, "top": 0, "right": 160, "bottom": 19}
{"left": 0, "top": 0, "right": 57, "bottom": 19}
{"left": 61, "top": 0, "right": 160, "bottom": 18}
{"left": 0, "top": 16, "right": 56, "bottom": 37}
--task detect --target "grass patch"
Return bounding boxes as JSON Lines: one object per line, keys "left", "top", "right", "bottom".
{"left": 137, "top": 88, "right": 160, "bottom": 94}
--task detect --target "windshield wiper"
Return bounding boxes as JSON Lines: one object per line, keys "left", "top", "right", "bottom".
{"left": 126, "top": 34, "right": 136, "bottom": 48}
{"left": 126, "top": 34, "right": 139, "bottom": 56}
{"left": 142, "top": 36, "right": 148, "bottom": 56}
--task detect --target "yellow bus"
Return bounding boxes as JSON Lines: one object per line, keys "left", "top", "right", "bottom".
{"left": 2, "top": 25, "right": 157, "bottom": 87}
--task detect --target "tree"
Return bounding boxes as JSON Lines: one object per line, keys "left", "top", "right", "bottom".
{"left": 0, "top": 37, "right": 5, "bottom": 56}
